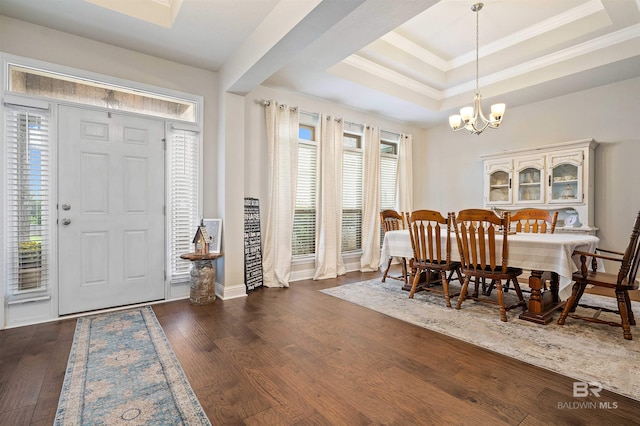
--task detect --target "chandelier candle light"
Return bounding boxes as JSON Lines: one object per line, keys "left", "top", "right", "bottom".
{"left": 449, "top": 3, "right": 505, "bottom": 135}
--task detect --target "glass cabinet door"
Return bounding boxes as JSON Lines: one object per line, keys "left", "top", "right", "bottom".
{"left": 516, "top": 166, "right": 542, "bottom": 203}
{"left": 488, "top": 170, "right": 511, "bottom": 203}
{"left": 550, "top": 163, "right": 581, "bottom": 202}
{"left": 547, "top": 148, "right": 584, "bottom": 203}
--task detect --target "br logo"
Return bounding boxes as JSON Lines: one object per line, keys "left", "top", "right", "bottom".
{"left": 573, "top": 381, "right": 602, "bottom": 397}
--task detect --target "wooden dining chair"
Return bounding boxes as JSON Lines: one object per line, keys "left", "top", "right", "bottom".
{"left": 407, "top": 210, "right": 463, "bottom": 307}
{"left": 452, "top": 209, "right": 527, "bottom": 322}
{"left": 509, "top": 209, "right": 558, "bottom": 234}
{"left": 497, "top": 209, "right": 559, "bottom": 294}
{"left": 557, "top": 211, "right": 640, "bottom": 340}
{"left": 380, "top": 209, "right": 408, "bottom": 283}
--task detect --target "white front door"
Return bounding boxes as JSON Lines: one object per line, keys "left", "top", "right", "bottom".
{"left": 58, "top": 106, "right": 165, "bottom": 315}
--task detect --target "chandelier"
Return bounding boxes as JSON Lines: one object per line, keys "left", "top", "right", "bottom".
{"left": 449, "top": 3, "right": 505, "bottom": 135}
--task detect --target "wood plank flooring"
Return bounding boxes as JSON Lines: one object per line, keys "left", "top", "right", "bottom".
{"left": 1, "top": 270, "right": 639, "bottom": 425}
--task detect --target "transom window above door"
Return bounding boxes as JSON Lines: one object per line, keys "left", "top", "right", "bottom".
{"left": 8, "top": 64, "right": 197, "bottom": 122}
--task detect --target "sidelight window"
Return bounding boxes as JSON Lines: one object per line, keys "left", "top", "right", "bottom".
{"left": 4, "top": 103, "right": 51, "bottom": 299}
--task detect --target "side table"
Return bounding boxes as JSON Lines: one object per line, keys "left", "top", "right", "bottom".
{"left": 179, "top": 252, "right": 223, "bottom": 305}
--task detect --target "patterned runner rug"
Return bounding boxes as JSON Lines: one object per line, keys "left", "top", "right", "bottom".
{"left": 321, "top": 279, "right": 640, "bottom": 402}
{"left": 55, "top": 306, "right": 210, "bottom": 425}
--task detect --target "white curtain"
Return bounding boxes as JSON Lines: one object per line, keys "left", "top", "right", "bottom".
{"left": 263, "top": 102, "right": 299, "bottom": 287}
{"left": 360, "top": 126, "right": 381, "bottom": 271}
{"left": 314, "top": 114, "right": 345, "bottom": 280}
{"left": 395, "top": 133, "right": 413, "bottom": 215}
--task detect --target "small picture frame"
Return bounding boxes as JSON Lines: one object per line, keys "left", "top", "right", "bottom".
{"left": 202, "top": 218, "right": 222, "bottom": 254}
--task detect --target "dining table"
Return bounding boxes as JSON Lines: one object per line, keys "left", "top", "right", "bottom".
{"left": 381, "top": 229, "right": 601, "bottom": 324}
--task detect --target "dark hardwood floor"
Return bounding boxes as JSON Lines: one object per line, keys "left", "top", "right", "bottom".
{"left": 1, "top": 270, "right": 639, "bottom": 425}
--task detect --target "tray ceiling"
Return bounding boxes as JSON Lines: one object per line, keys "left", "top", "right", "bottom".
{"left": 1, "top": 0, "right": 639, "bottom": 127}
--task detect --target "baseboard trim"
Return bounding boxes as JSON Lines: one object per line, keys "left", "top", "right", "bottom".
{"left": 216, "top": 282, "right": 247, "bottom": 300}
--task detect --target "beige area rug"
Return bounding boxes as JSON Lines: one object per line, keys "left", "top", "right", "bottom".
{"left": 321, "top": 279, "right": 640, "bottom": 402}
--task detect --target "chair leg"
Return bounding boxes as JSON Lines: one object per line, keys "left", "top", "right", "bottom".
{"left": 456, "top": 275, "right": 471, "bottom": 310}
{"left": 382, "top": 257, "right": 393, "bottom": 282}
{"left": 441, "top": 270, "right": 451, "bottom": 308}
{"left": 484, "top": 279, "right": 495, "bottom": 296}
{"left": 623, "top": 290, "right": 636, "bottom": 325}
{"left": 616, "top": 289, "right": 633, "bottom": 340}
{"left": 481, "top": 278, "right": 489, "bottom": 295}
{"left": 495, "top": 280, "right": 508, "bottom": 322}
{"left": 549, "top": 272, "right": 559, "bottom": 303}
{"left": 472, "top": 277, "right": 480, "bottom": 298}
{"left": 447, "top": 267, "right": 463, "bottom": 284}
{"left": 558, "top": 282, "right": 583, "bottom": 325}
{"left": 570, "top": 282, "right": 588, "bottom": 313}
{"left": 511, "top": 278, "right": 526, "bottom": 308}
{"left": 408, "top": 268, "right": 422, "bottom": 299}
{"left": 401, "top": 258, "right": 408, "bottom": 284}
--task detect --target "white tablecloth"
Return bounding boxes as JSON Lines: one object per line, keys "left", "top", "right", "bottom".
{"left": 381, "top": 229, "right": 600, "bottom": 291}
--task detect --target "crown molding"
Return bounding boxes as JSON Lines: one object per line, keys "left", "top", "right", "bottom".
{"left": 380, "top": 32, "right": 449, "bottom": 71}
{"left": 450, "top": 0, "right": 606, "bottom": 69}
{"left": 341, "top": 55, "right": 443, "bottom": 100}
{"left": 383, "top": 0, "right": 607, "bottom": 73}
{"left": 450, "top": 22, "right": 640, "bottom": 97}
{"left": 342, "top": 22, "right": 640, "bottom": 104}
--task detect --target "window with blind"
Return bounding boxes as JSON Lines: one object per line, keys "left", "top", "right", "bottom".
{"left": 168, "top": 128, "right": 200, "bottom": 283}
{"left": 380, "top": 140, "right": 398, "bottom": 210}
{"left": 293, "top": 140, "right": 317, "bottom": 257}
{"left": 4, "top": 104, "right": 51, "bottom": 299}
{"left": 380, "top": 139, "right": 399, "bottom": 245}
{"left": 343, "top": 133, "right": 363, "bottom": 253}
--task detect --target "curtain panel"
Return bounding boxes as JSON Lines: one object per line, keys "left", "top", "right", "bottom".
{"left": 263, "top": 102, "right": 299, "bottom": 287}
{"left": 395, "top": 134, "right": 413, "bottom": 215}
{"left": 313, "top": 114, "right": 345, "bottom": 280}
{"left": 360, "top": 126, "right": 381, "bottom": 272}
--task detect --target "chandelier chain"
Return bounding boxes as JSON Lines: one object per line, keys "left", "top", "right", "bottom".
{"left": 475, "top": 7, "right": 479, "bottom": 95}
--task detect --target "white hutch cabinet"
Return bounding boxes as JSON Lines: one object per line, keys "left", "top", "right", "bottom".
{"left": 482, "top": 139, "right": 598, "bottom": 233}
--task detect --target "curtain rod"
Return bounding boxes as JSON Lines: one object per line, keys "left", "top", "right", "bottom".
{"left": 259, "top": 99, "right": 406, "bottom": 138}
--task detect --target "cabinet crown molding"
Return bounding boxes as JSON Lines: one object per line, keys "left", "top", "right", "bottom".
{"left": 481, "top": 139, "right": 598, "bottom": 160}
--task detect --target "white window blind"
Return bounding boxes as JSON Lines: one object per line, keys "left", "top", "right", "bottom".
{"left": 4, "top": 104, "right": 51, "bottom": 299}
{"left": 342, "top": 147, "right": 363, "bottom": 252}
{"left": 168, "top": 128, "right": 199, "bottom": 283}
{"left": 380, "top": 143, "right": 398, "bottom": 245}
{"left": 380, "top": 153, "right": 398, "bottom": 210}
{"left": 293, "top": 141, "right": 317, "bottom": 257}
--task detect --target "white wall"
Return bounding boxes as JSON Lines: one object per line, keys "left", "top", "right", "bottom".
{"left": 416, "top": 76, "right": 640, "bottom": 254}
{"left": 0, "top": 16, "right": 219, "bottom": 215}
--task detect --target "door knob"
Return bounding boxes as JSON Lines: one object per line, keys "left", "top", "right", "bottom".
{"left": 62, "top": 203, "right": 71, "bottom": 211}
{"left": 62, "top": 218, "right": 71, "bottom": 225}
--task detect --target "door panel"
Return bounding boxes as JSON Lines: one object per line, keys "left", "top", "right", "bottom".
{"left": 58, "top": 106, "right": 165, "bottom": 315}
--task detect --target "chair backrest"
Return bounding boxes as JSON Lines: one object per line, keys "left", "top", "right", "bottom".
{"left": 509, "top": 209, "right": 558, "bottom": 234}
{"left": 407, "top": 210, "right": 451, "bottom": 265}
{"left": 452, "top": 209, "right": 509, "bottom": 273}
{"left": 619, "top": 210, "right": 640, "bottom": 285}
{"left": 380, "top": 210, "right": 405, "bottom": 233}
